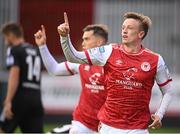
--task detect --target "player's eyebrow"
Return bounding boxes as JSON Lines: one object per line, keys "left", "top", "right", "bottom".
{"left": 83, "top": 37, "right": 88, "bottom": 40}
{"left": 122, "top": 25, "right": 134, "bottom": 29}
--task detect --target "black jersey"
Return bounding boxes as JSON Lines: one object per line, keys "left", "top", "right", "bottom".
{"left": 6, "top": 43, "right": 42, "bottom": 91}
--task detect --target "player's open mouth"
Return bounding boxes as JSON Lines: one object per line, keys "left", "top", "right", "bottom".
{"left": 122, "top": 35, "right": 128, "bottom": 39}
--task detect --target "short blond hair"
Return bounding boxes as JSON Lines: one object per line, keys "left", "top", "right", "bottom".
{"left": 123, "top": 12, "right": 152, "bottom": 40}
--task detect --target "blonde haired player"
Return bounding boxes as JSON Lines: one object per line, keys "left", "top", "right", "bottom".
{"left": 57, "top": 12, "right": 173, "bottom": 134}
{"left": 34, "top": 23, "right": 108, "bottom": 133}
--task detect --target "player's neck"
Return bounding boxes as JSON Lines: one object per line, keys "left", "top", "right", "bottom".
{"left": 123, "top": 42, "right": 142, "bottom": 54}
{"left": 13, "top": 38, "right": 25, "bottom": 46}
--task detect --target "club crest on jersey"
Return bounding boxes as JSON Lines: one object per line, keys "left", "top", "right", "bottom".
{"left": 141, "top": 62, "right": 151, "bottom": 72}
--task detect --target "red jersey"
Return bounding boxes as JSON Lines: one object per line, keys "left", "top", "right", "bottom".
{"left": 92, "top": 44, "right": 172, "bottom": 129}
{"left": 38, "top": 45, "right": 107, "bottom": 131}
{"left": 60, "top": 36, "right": 172, "bottom": 130}
{"left": 70, "top": 64, "right": 107, "bottom": 131}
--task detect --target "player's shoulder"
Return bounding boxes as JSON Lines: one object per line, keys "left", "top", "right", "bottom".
{"left": 10, "top": 44, "right": 23, "bottom": 56}
{"left": 88, "top": 43, "right": 112, "bottom": 55}
{"left": 11, "top": 42, "right": 32, "bottom": 53}
{"left": 111, "top": 43, "right": 121, "bottom": 49}
{"left": 142, "top": 47, "right": 165, "bottom": 65}
{"left": 22, "top": 43, "right": 40, "bottom": 56}
{"left": 143, "top": 47, "right": 160, "bottom": 57}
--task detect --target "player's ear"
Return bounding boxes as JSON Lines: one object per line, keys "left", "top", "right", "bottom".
{"left": 96, "top": 37, "right": 104, "bottom": 47}
{"left": 138, "top": 31, "right": 145, "bottom": 39}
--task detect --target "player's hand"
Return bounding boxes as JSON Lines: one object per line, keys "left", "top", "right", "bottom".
{"left": 3, "top": 101, "right": 13, "bottom": 119}
{"left": 148, "top": 114, "right": 162, "bottom": 129}
{"left": 57, "top": 12, "right": 70, "bottom": 37}
{"left": 34, "top": 25, "right": 46, "bottom": 46}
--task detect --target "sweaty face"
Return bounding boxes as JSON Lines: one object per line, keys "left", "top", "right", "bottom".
{"left": 121, "top": 18, "right": 144, "bottom": 45}
{"left": 82, "top": 30, "right": 102, "bottom": 49}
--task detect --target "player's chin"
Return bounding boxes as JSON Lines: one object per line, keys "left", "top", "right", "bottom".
{"left": 122, "top": 40, "right": 129, "bottom": 44}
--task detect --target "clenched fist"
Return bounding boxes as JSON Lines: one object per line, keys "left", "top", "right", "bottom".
{"left": 57, "top": 12, "right": 70, "bottom": 37}
{"left": 34, "top": 25, "right": 46, "bottom": 46}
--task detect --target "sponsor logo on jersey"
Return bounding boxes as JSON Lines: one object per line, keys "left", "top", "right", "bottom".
{"left": 116, "top": 67, "right": 143, "bottom": 90}
{"left": 116, "top": 79, "right": 142, "bottom": 90}
{"left": 123, "top": 68, "right": 137, "bottom": 80}
{"left": 141, "top": 62, "right": 151, "bottom": 72}
{"left": 89, "top": 73, "right": 101, "bottom": 85}
{"left": 85, "top": 73, "right": 104, "bottom": 93}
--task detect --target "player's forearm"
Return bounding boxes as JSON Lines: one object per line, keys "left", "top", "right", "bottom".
{"left": 155, "top": 83, "right": 173, "bottom": 120}
{"left": 39, "top": 45, "right": 72, "bottom": 76}
{"left": 60, "top": 35, "right": 88, "bottom": 64}
{"left": 5, "top": 67, "right": 19, "bottom": 103}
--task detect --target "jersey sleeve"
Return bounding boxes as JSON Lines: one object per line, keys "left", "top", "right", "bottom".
{"left": 65, "top": 61, "right": 80, "bottom": 74}
{"left": 84, "top": 44, "right": 113, "bottom": 66}
{"left": 60, "top": 35, "right": 112, "bottom": 66}
{"left": 6, "top": 47, "right": 20, "bottom": 69}
{"left": 155, "top": 55, "right": 172, "bottom": 88}
{"left": 155, "top": 55, "right": 173, "bottom": 120}
{"left": 39, "top": 45, "right": 79, "bottom": 76}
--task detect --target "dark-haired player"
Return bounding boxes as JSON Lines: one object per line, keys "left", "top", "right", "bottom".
{"left": 0, "top": 23, "right": 43, "bottom": 133}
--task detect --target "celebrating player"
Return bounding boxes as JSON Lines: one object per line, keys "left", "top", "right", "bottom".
{"left": 0, "top": 23, "right": 44, "bottom": 133}
{"left": 57, "top": 12, "right": 173, "bottom": 134}
{"left": 34, "top": 23, "right": 108, "bottom": 133}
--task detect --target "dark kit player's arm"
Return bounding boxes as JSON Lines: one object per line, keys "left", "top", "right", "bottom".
{"left": 4, "top": 66, "right": 20, "bottom": 119}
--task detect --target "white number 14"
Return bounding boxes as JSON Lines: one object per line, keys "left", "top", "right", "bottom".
{"left": 26, "top": 55, "right": 41, "bottom": 81}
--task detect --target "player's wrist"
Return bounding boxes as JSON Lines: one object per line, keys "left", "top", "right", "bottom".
{"left": 39, "top": 43, "right": 46, "bottom": 46}
{"left": 154, "top": 112, "right": 163, "bottom": 121}
{"left": 60, "top": 34, "right": 69, "bottom": 40}
{"left": 38, "top": 44, "right": 47, "bottom": 49}
{"left": 4, "top": 98, "right": 12, "bottom": 105}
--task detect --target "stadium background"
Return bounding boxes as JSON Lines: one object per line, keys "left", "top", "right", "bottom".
{"left": 0, "top": 0, "right": 180, "bottom": 133}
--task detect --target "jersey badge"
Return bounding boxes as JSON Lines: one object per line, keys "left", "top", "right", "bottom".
{"left": 141, "top": 62, "right": 151, "bottom": 72}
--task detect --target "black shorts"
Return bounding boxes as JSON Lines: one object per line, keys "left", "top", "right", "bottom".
{"left": 0, "top": 89, "right": 44, "bottom": 133}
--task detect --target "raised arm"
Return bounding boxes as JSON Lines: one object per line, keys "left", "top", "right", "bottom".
{"left": 57, "top": 12, "right": 112, "bottom": 66}
{"left": 34, "top": 25, "right": 79, "bottom": 76}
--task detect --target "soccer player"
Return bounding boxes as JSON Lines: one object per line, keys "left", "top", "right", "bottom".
{"left": 34, "top": 24, "right": 108, "bottom": 133}
{"left": 57, "top": 12, "right": 173, "bottom": 134}
{"left": 0, "top": 23, "right": 44, "bottom": 133}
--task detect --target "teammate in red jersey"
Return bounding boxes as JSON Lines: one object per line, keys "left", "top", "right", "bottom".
{"left": 57, "top": 12, "right": 173, "bottom": 134}
{"left": 34, "top": 24, "right": 108, "bottom": 133}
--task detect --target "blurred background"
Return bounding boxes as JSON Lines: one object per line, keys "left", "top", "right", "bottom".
{"left": 0, "top": 0, "right": 180, "bottom": 133}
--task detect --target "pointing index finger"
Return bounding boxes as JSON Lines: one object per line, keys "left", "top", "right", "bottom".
{"left": 64, "top": 12, "right": 69, "bottom": 25}
{"left": 41, "top": 25, "right": 45, "bottom": 34}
